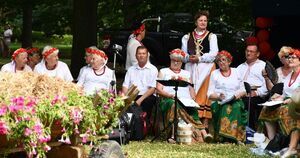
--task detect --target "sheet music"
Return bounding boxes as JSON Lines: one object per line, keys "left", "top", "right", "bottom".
{"left": 178, "top": 97, "right": 200, "bottom": 108}
{"left": 220, "top": 95, "right": 236, "bottom": 105}
{"left": 258, "top": 100, "right": 283, "bottom": 106}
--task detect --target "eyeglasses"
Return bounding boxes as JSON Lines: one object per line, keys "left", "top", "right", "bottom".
{"left": 284, "top": 55, "right": 298, "bottom": 60}
{"left": 216, "top": 58, "right": 229, "bottom": 63}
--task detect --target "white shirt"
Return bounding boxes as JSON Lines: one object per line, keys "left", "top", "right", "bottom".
{"left": 123, "top": 62, "right": 158, "bottom": 95}
{"left": 77, "top": 65, "right": 90, "bottom": 81}
{"left": 1, "top": 61, "right": 32, "bottom": 73}
{"left": 34, "top": 60, "right": 73, "bottom": 82}
{"left": 4, "top": 29, "right": 12, "bottom": 38}
{"left": 276, "top": 67, "right": 289, "bottom": 83}
{"left": 181, "top": 31, "right": 219, "bottom": 63}
{"left": 77, "top": 66, "right": 115, "bottom": 95}
{"left": 159, "top": 68, "right": 192, "bottom": 99}
{"left": 208, "top": 68, "right": 245, "bottom": 100}
{"left": 125, "top": 38, "right": 142, "bottom": 70}
{"left": 237, "top": 59, "right": 267, "bottom": 97}
{"left": 282, "top": 71, "right": 300, "bottom": 98}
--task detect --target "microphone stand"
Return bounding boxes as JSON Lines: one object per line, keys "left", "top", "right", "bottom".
{"left": 110, "top": 49, "right": 118, "bottom": 96}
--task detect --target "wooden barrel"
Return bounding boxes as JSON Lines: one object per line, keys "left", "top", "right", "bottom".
{"left": 176, "top": 125, "right": 192, "bottom": 145}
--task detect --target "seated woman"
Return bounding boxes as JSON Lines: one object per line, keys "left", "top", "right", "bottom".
{"left": 277, "top": 46, "right": 293, "bottom": 83}
{"left": 156, "top": 48, "right": 212, "bottom": 143}
{"left": 263, "top": 46, "right": 293, "bottom": 91}
{"left": 208, "top": 50, "right": 247, "bottom": 143}
{"left": 1, "top": 48, "right": 32, "bottom": 72}
{"left": 259, "top": 48, "right": 300, "bottom": 158}
{"left": 77, "top": 47, "right": 115, "bottom": 95}
{"left": 27, "top": 47, "right": 41, "bottom": 70}
{"left": 34, "top": 45, "right": 73, "bottom": 82}
{"left": 76, "top": 46, "right": 94, "bottom": 81}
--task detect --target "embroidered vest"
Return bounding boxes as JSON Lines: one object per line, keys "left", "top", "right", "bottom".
{"left": 187, "top": 31, "right": 210, "bottom": 55}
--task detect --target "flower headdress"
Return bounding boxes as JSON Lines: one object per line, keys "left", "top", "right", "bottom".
{"left": 217, "top": 50, "right": 233, "bottom": 62}
{"left": 133, "top": 23, "right": 145, "bottom": 35}
{"left": 85, "top": 47, "right": 108, "bottom": 60}
{"left": 169, "top": 48, "right": 186, "bottom": 61}
{"left": 27, "top": 47, "right": 40, "bottom": 55}
{"left": 290, "top": 48, "right": 300, "bottom": 58}
{"left": 12, "top": 48, "right": 27, "bottom": 60}
{"left": 42, "top": 46, "right": 59, "bottom": 59}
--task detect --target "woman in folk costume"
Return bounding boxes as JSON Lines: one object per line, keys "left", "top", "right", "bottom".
{"left": 34, "top": 45, "right": 73, "bottom": 82}
{"left": 77, "top": 47, "right": 115, "bottom": 95}
{"left": 157, "top": 48, "right": 213, "bottom": 143}
{"left": 1, "top": 48, "right": 32, "bottom": 72}
{"left": 259, "top": 49, "right": 300, "bottom": 158}
{"left": 208, "top": 51, "right": 247, "bottom": 143}
{"left": 27, "top": 47, "right": 41, "bottom": 70}
{"left": 181, "top": 10, "right": 219, "bottom": 127}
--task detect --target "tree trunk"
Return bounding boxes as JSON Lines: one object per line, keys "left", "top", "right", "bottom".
{"left": 71, "top": 0, "right": 97, "bottom": 78}
{"left": 22, "top": 3, "right": 32, "bottom": 48}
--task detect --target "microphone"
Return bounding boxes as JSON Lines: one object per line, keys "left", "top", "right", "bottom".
{"left": 112, "top": 44, "right": 122, "bottom": 51}
{"left": 112, "top": 44, "right": 123, "bottom": 58}
{"left": 142, "top": 16, "right": 161, "bottom": 23}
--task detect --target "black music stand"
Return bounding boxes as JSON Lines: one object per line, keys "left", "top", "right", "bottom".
{"left": 151, "top": 79, "right": 191, "bottom": 142}
{"left": 244, "top": 82, "right": 251, "bottom": 127}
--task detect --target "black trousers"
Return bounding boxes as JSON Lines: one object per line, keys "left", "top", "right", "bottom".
{"left": 135, "top": 95, "right": 156, "bottom": 121}
{"left": 242, "top": 96, "right": 266, "bottom": 130}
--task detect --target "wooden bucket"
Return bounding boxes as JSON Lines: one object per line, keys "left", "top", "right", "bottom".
{"left": 176, "top": 125, "right": 192, "bottom": 145}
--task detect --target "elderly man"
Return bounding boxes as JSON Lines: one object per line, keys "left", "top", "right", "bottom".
{"left": 1, "top": 48, "right": 32, "bottom": 72}
{"left": 122, "top": 46, "right": 158, "bottom": 139}
{"left": 237, "top": 37, "right": 268, "bottom": 130}
{"left": 34, "top": 45, "right": 73, "bottom": 82}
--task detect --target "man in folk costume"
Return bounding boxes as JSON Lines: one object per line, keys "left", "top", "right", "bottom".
{"left": 181, "top": 10, "right": 219, "bottom": 128}
{"left": 237, "top": 37, "right": 268, "bottom": 130}
{"left": 125, "top": 21, "right": 147, "bottom": 70}
{"left": 1, "top": 48, "right": 32, "bottom": 72}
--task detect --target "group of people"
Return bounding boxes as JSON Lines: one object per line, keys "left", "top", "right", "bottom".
{"left": 124, "top": 10, "right": 299, "bottom": 157}
{"left": 1, "top": 10, "right": 299, "bottom": 158}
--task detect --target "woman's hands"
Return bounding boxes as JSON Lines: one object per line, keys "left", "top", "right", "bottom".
{"left": 218, "top": 93, "right": 225, "bottom": 101}
{"left": 270, "top": 93, "right": 283, "bottom": 101}
{"left": 283, "top": 98, "right": 292, "bottom": 104}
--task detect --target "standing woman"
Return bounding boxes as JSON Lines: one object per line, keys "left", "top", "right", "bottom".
{"left": 1, "top": 48, "right": 32, "bottom": 72}
{"left": 208, "top": 51, "right": 247, "bottom": 143}
{"left": 34, "top": 45, "right": 73, "bottom": 82}
{"left": 181, "top": 10, "right": 219, "bottom": 127}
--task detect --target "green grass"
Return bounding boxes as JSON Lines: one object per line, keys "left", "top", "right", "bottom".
{"left": 121, "top": 140, "right": 268, "bottom": 158}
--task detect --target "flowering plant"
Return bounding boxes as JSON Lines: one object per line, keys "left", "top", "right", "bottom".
{"left": 0, "top": 90, "right": 125, "bottom": 157}
{"left": 0, "top": 96, "right": 51, "bottom": 158}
